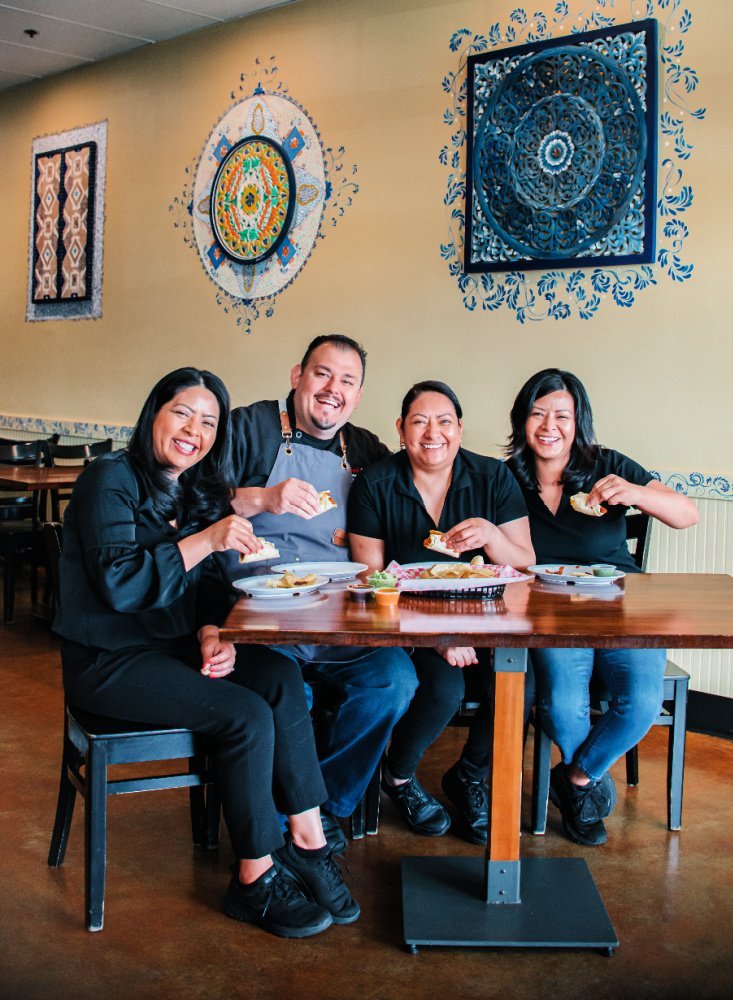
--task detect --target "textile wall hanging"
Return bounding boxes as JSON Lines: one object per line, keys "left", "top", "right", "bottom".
{"left": 26, "top": 121, "right": 107, "bottom": 322}
{"left": 440, "top": 2, "right": 705, "bottom": 322}
{"left": 171, "top": 58, "right": 358, "bottom": 332}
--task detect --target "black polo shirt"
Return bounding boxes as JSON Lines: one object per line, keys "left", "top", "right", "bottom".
{"left": 348, "top": 448, "right": 528, "bottom": 564}
{"left": 230, "top": 392, "right": 390, "bottom": 485}
{"left": 506, "top": 448, "right": 654, "bottom": 574}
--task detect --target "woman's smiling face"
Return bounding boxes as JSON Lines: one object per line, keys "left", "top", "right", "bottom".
{"left": 524, "top": 389, "right": 576, "bottom": 467}
{"left": 152, "top": 386, "right": 220, "bottom": 478}
{"left": 398, "top": 391, "right": 463, "bottom": 474}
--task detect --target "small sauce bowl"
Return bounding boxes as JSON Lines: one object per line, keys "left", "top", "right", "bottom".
{"left": 374, "top": 587, "right": 400, "bottom": 607}
{"left": 347, "top": 584, "right": 374, "bottom": 602}
{"left": 591, "top": 564, "right": 617, "bottom": 577}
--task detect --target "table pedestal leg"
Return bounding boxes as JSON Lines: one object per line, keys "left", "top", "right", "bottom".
{"left": 401, "top": 648, "right": 618, "bottom": 953}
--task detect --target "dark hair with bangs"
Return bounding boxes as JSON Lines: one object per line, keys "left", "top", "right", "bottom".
{"left": 299, "top": 335, "right": 367, "bottom": 384}
{"left": 127, "top": 367, "right": 233, "bottom": 524}
{"left": 505, "top": 368, "right": 598, "bottom": 492}
{"left": 400, "top": 380, "right": 463, "bottom": 422}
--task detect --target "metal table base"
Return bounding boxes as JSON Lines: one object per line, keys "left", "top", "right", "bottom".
{"left": 402, "top": 856, "right": 618, "bottom": 954}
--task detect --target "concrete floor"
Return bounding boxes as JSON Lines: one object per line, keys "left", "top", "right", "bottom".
{"left": 1, "top": 599, "right": 732, "bottom": 1000}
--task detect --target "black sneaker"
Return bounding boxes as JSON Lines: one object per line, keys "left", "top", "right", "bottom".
{"left": 320, "top": 809, "right": 348, "bottom": 856}
{"left": 223, "top": 866, "right": 333, "bottom": 938}
{"left": 381, "top": 774, "right": 451, "bottom": 837}
{"left": 275, "top": 838, "right": 361, "bottom": 925}
{"left": 441, "top": 762, "right": 488, "bottom": 845}
{"left": 549, "top": 764, "right": 616, "bottom": 847}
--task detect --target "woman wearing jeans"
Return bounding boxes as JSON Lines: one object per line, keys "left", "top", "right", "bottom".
{"left": 506, "top": 368, "right": 698, "bottom": 846}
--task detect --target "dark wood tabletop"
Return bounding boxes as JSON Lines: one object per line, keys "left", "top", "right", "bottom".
{"left": 0, "top": 464, "right": 85, "bottom": 490}
{"left": 220, "top": 573, "right": 733, "bottom": 650}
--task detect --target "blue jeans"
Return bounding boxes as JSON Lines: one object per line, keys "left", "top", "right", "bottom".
{"left": 530, "top": 647, "right": 666, "bottom": 781}
{"left": 242, "top": 645, "right": 418, "bottom": 817}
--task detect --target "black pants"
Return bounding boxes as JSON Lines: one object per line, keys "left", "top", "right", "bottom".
{"left": 61, "top": 636, "right": 327, "bottom": 860}
{"left": 386, "top": 647, "right": 536, "bottom": 781}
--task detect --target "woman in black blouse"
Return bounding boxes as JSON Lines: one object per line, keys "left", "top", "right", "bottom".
{"left": 349, "top": 380, "right": 534, "bottom": 845}
{"left": 507, "top": 368, "right": 698, "bottom": 847}
{"left": 55, "top": 368, "right": 358, "bottom": 938}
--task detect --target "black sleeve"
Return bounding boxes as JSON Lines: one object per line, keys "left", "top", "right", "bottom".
{"left": 347, "top": 471, "right": 386, "bottom": 539}
{"left": 493, "top": 461, "right": 529, "bottom": 525}
{"left": 69, "top": 459, "right": 189, "bottom": 614}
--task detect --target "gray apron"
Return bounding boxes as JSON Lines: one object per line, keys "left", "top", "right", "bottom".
{"left": 244, "top": 400, "right": 365, "bottom": 663}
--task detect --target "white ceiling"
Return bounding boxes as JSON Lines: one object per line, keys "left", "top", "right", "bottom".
{"left": 0, "top": 0, "right": 299, "bottom": 93}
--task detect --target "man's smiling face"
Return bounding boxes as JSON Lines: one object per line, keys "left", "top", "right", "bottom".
{"left": 290, "top": 343, "right": 364, "bottom": 439}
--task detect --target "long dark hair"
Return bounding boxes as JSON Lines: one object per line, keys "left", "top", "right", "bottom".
{"left": 400, "top": 380, "right": 463, "bottom": 422}
{"left": 506, "top": 368, "right": 598, "bottom": 492}
{"left": 128, "top": 367, "right": 233, "bottom": 524}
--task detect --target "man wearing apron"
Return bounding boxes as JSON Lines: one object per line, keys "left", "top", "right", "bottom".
{"left": 217, "top": 335, "right": 418, "bottom": 837}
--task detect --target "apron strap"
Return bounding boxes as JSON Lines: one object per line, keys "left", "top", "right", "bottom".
{"left": 278, "top": 399, "right": 293, "bottom": 456}
{"left": 278, "top": 398, "right": 350, "bottom": 470}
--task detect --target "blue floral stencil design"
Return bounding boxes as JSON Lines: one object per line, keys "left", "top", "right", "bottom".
{"left": 440, "top": 1, "right": 705, "bottom": 322}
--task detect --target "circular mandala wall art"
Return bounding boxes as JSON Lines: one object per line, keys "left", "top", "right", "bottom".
{"left": 192, "top": 91, "right": 326, "bottom": 302}
{"left": 171, "top": 60, "right": 359, "bottom": 332}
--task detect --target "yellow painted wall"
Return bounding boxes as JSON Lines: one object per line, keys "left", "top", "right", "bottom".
{"left": 0, "top": 0, "right": 730, "bottom": 469}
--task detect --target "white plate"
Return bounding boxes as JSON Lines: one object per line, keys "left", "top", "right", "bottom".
{"left": 529, "top": 564, "right": 626, "bottom": 586}
{"left": 232, "top": 574, "right": 328, "bottom": 599}
{"left": 271, "top": 561, "right": 367, "bottom": 582}
{"left": 392, "top": 561, "right": 531, "bottom": 592}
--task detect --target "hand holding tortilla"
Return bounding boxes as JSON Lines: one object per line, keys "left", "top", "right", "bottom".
{"left": 570, "top": 492, "right": 607, "bottom": 517}
{"left": 239, "top": 537, "right": 280, "bottom": 563}
{"left": 423, "top": 529, "right": 460, "bottom": 559}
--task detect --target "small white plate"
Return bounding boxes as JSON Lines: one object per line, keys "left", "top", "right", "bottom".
{"left": 529, "top": 564, "right": 626, "bottom": 586}
{"left": 232, "top": 575, "right": 328, "bottom": 599}
{"left": 271, "top": 561, "right": 367, "bottom": 582}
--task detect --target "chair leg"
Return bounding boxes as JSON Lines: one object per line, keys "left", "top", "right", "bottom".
{"left": 364, "top": 762, "right": 381, "bottom": 836}
{"left": 350, "top": 797, "right": 366, "bottom": 840}
{"left": 625, "top": 745, "right": 640, "bottom": 786}
{"left": 531, "top": 719, "right": 552, "bottom": 835}
{"left": 85, "top": 741, "right": 108, "bottom": 932}
{"left": 3, "top": 539, "right": 16, "bottom": 623}
{"left": 667, "top": 676, "right": 689, "bottom": 831}
{"left": 205, "top": 780, "right": 221, "bottom": 849}
{"left": 48, "top": 739, "right": 78, "bottom": 867}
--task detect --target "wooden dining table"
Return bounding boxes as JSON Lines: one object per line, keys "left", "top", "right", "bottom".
{"left": 0, "top": 464, "right": 86, "bottom": 491}
{"left": 220, "top": 572, "right": 733, "bottom": 953}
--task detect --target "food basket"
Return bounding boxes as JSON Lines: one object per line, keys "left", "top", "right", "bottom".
{"left": 385, "top": 561, "right": 530, "bottom": 602}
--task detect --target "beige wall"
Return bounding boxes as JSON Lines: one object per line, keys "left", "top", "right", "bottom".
{"left": 0, "top": 0, "right": 730, "bottom": 469}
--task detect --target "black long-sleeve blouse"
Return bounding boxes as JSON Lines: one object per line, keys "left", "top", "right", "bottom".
{"left": 53, "top": 450, "right": 218, "bottom": 651}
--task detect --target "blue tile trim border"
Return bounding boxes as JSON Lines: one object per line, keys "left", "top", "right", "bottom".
{"left": 0, "top": 414, "right": 132, "bottom": 444}
{"left": 653, "top": 470, "right": 732, "bottom": 501}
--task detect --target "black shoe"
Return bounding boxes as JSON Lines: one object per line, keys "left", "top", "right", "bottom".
{"left": 223, "top": 866, "right": 333, "bottom": 938}
{"left": 441, "top": 762, "right": 488, "bottom": 846}
{"left": 549, "top": 764, "right": 616, "bottom": 847}
{"left": 275, "top": 838, "right": 361, "bottom": 925}
{"left": 320, "top": 809, "right": 348, "bottom": 856}
{"left": 381, "top": 774, "right": 451, "bottom": 837}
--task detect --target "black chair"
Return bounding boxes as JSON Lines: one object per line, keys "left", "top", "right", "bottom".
{"left": 42, "top": 437, "right": 113, "bottom": 520}
{"left": 44, "top": 524, "right": 220, "bottom": 931}
{"left": 0, "top": 440, "right": 44, "bottom": 622}
{"left": 530, "top": 512, "right": 691, "bottom": 833}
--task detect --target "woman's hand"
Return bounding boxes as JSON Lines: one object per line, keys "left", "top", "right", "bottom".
{"left": 437, "top": 645, "right": 478, "bottom": 668}
{"left": 588, "top": 476, "right": 699, "bottom": 529}
{"left": 587, "top": 475, "right": 645, "bottom": 510}
{"left": 443, "top": 518, "right": 496, "bottom": 554}
{"left": 199, "top": 626, "right": 236, "bottom": 678}
{"left": 178, "top": 514, "right": 260, "bottom": 571}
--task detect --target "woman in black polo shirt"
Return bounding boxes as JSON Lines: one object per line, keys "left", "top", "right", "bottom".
{"left": 348, "top": 380, "right": 534, "bottom": 844}
{"left": 506, "top": 368, "right": 698, "bottom": 847}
